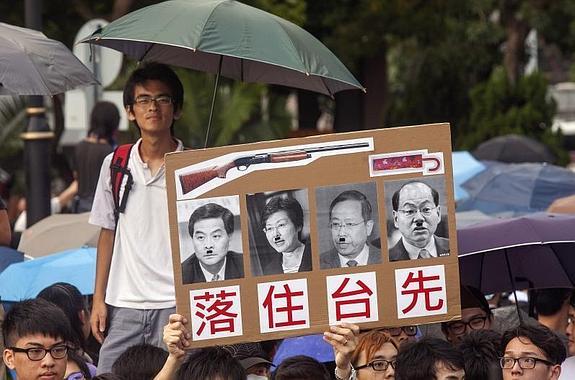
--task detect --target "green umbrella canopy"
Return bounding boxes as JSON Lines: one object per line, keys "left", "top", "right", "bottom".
{"left": 82, "top": 0, "right": 364, "bottom": 97}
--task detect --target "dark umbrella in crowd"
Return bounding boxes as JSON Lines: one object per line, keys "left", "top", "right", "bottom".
{"left": 81, "top": 0, "right": 364, "bottom": 145}
{"left": 457, "top": 161, "right": 575, "bottom": 215}
{"left": 0, "top": 22, "right": 98, "bottom": 95}
{"left": 458, "top": 213, "right": 575, "bottom": 295}
{"left": 473, "top": 134, "right": 556, "bottom": 164}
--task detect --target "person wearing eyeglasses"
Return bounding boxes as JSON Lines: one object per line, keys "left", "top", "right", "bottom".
{"left": 441, "top": 285, "right": 494, "bottom": 345}
{"left": 395, "top": 337, "right": 465, "bottom": 380}
{"left": 323, "top": 323, "right": 397, "bottom": 380}
{"left": 320, "top": 190, "right": 381, "bottom": 269}
{"left": 89, "top": 63, "right": 186, "bottom": 373}
{"left": 500, "top": 324, "right": 565, "bottom": 380}
{"left": 259, "top": 196, "right": 312, "bottom": 275}
{"left": 380, "top": 326, "right": 418, "bottom": 348}
{"left": 181, "top": 202, "right": 244, "bottom": 284}
{"left": 2, "top": 298, "right": 74, "bottom": 380}
{"left": 389, "top": 181, "right": 449, "bottom": 262}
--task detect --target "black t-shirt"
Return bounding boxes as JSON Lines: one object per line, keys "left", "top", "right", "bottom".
{"left": 74, "top": 140, "right": 114, "bottom": 201}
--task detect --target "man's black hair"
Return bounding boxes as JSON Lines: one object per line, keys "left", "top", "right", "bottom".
{"left": 274, "top": 355, "right": 330, "bottom": 380}
{"left": 37, "top": 282, "right": 88, "bottom": 351}
{"left": 328, "top": 190, "right": 372, "bottom": 221}
{"left": 458, "top": 329, "right": 502, "bottom": 380}
{"left": 111, "top": 343, "right": 168, "bottom": 380}
{"left": 188, "top": 203, "right": 234, "bottom": 237}
{"left": 531, "top": 288, "right": 571, "bottom": 316}
{"left": 395, "top": 337, "right": 465, "bottom": 380}
{"left": 2, "top": 298, "right": 74, "bottom": 347}
{"left": 501, "top": 324, "right": 566, "bottom": 366}
{"left": 440, "top": 285, "right": 493, "bottom": 337}
{"left": 176, "top": 347, "right": 245, "bottom": 380}
{"left": 261, "top": 196, "right": 304, "bottom": 232}
{"left": 392, "top": 180, "right": 439, "bottom": 211}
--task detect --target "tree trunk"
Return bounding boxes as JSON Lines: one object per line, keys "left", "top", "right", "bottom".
{"left": 362, "top": 51, "right": 388, "bottom": 129}
{"left": 500, "top": 1, "right": 529, "bottom": 85}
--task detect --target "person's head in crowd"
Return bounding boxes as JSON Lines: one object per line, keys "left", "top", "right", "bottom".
{"left": 223, "top": 342, "right": 274, "bottom": 379}
{"left": 458, "top": 329, "right": 503, "bottom": 380}
{"left": 123, "top": 62, "right": 184, "bottom": 136}
{"left": 565, "top": 291, "right": 575, "bottom": 356}
{"left": 176, "top": 347, "right": 245, "bottom": 380}
{"left": 379, "top": 325, "right": 418, "bottom": 348}
{"left": 111, "top": 343, "right": 168, "bottom": 380}
{"left": 531, "top": 288, "right": 571, "bottom": 334}
{"left": 88, "top": 101, "right": 120, "bottom": 145}
{"left": 2, "top": 298, "right": 74, "bottom": 380}
{"left": 500, "top": 324, "right": 565, "bottom": 380}
{"left": 351, "top": 330, "right": 398, "bottom": 380}
{"left": 392, "top": 181, "right": 441, "bottom": 249}
{"left": 274, "top": 355, "right": 330, "bottom": 380}
{"left": 188, "top": 203, "right": 234, "bottom": 274}
{"left": 328, "top": 190, "right": 375, "bottom": 259}
{"left": 261, "top": 196, "right": 305, "bottom": 255}
{"left": 37, "top": 282, "right": 91, "bottom": 352}
{"left": 395, "top": 337, "right": 465, "bottom": 380}
{"left": 441, "top": 285, "right": 493, "bottom": 344}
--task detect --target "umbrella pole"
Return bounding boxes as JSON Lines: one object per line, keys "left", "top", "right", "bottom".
{"left": 204, "top": 55, "right": 223, "bottom": 148}
{"left": 503, "top": 248, "right": 523, "bottom": 325}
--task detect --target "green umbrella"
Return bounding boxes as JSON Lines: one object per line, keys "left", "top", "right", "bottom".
{"left": 82, "top": 0, "right": 364, "bottom": 145}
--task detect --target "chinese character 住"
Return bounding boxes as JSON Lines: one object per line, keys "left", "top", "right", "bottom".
{"left": 262, "top": 283, "right": 307, "bottom": 329}
{"left": 332, "top": 277, "right": 373, "bottom": 321}
{"left": 193, "top": 289, "right": 238, "bottom": 336}
{"left": 401, "top": 269, "right": 444, "bottom": 314}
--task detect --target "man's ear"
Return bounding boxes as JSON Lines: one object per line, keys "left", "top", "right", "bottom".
{"left": 551, "top": 364, "right": 561, "bottom": 379}
{"left": 173, "top": 108, "right": 182, "bottom": 120}
{"left": 393, "top": 211, "right": 399, "bottom": 229}
{"left": 125, "top": 105, "right": 136, "bottom": 121}
{"left": 3, "top": 348, "right": 15, "bottom": 370}
{"left": 365, "top": 220, "right": 374, "bottom": 236}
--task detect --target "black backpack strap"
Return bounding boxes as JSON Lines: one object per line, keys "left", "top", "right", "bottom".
{"left": 110, "top": 144, "right": 134, "bottom": 224}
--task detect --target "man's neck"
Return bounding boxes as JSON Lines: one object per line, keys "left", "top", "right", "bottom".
{"left": 139, "top": 133, "right": 177, "bottom": 175}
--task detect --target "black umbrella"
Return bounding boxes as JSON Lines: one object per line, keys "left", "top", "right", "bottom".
{"left": 473, "top": 134, "right": 556, "bottom": 164}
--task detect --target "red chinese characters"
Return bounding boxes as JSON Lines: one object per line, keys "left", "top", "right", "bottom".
{"left": 326, "top": 272, "right": 379, "bottom": 324}
{"left": 395, "top": 265, "right": 447, "bottom": 319}
{"left": 257, "top": 279, "right": 310, "bottom": 333}
{"left": 189, "top": 285, "right": 243, "bottom": 341}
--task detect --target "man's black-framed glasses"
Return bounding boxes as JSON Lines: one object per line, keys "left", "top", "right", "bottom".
{"left": 446, "top": 316, "right": 488, "bottom": 335}
{"left": 8, "top": 345, "right": 68, "bottom": 361}
{"left": 383, "top": 325, "right": 418, "bottom": 337}
{"left": 134, "top": 95, "right": 173, "bottom": 106}
{"left": 356, "top": 359, "right": 396, "bottom": 372}
{"left": 500, "top": 356, "right": 554, "bottom": 370}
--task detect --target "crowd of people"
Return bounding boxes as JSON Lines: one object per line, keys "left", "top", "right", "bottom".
{"left": 2, "top": 62, "right": 573, "bottom": 380}
{"left": 2, "top": 282, "right": 574, "bottom": 379}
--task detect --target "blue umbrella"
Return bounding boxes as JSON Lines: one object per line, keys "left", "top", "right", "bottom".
{"left": 452, "top": 151, "right": 486, "bottom": 201}
{"left": 0, "top": 247, "right": 24, "bottom": 273}
{"left": 458, "top": 161, "right": 575, "bottom": 215}
{"left": 273, "top": 334, "right": 334, "bottom": 365}
{"left": 0, "top": 247, "right": 96, "bottom": 301}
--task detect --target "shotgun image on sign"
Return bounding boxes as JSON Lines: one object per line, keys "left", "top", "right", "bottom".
{"left": 179, "top": 142, "right": 370, "bottom": 194}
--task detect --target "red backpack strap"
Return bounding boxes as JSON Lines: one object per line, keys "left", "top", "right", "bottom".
{"left": 110, "top": 144, "right": 134, "bottom": 223}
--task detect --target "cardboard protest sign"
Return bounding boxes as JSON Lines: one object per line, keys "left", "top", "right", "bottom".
{"left": 165, "top": 122, "right": 461, "bottom": 347}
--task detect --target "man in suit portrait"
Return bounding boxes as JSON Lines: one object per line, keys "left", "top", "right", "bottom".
{"left": 181, "top": 203, "right": 244, "bottom": 284}
{"left": 320, "top": 190, "right": 381, "bottom": 269}
{"left": 389, "top": 180, "right": 449, "bottom": 261}
{"left": 260, "top": 196, "right": 312, "bottom": 275}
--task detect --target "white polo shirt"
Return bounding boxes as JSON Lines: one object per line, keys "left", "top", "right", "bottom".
{"left": 90, "top": 139, "right": 183, "bottom": 309}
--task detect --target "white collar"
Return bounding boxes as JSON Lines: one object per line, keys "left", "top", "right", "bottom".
{"left": 281, "top": 243, "right": 306, "bottom": 273}
{"left": 403, "top": 236, "right": 437, "bottom": 260}
{"left": 199, "top": 256, "right": 227, "bottom": 282}
{"left": 337, "top": 244, "right": 370, "bottom": 267}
